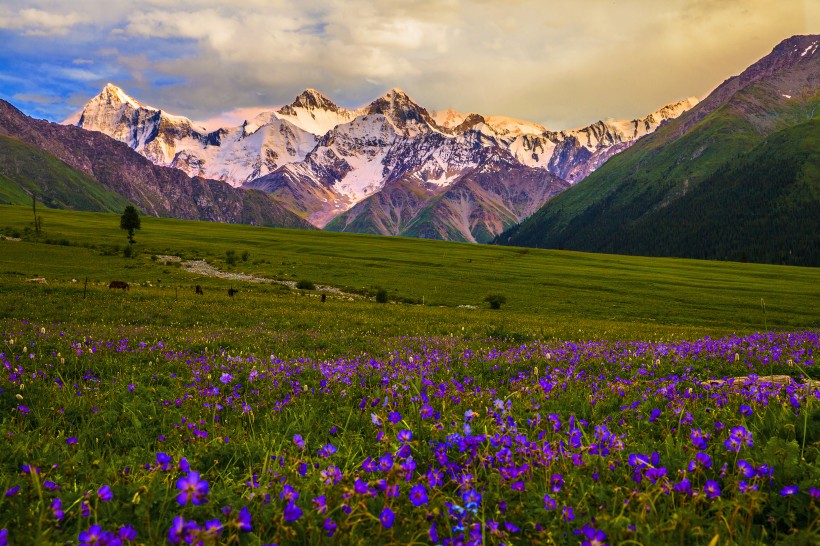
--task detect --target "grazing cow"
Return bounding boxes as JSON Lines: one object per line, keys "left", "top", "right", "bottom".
{"left": 227, "top": 288, "right": 238, "bottom": 297}
{"left": 195, "top": 285, "right": 204, "bottom": 295}
{"left": 108, "top": 281, "right": 129, "bottom": 291}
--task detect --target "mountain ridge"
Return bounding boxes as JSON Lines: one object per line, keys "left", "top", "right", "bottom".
{"left": 498, "top": 34, "right": 819, "bottom": 266}
{"left": 0, "top": 99, "right": 314, "bottom": 229}
{"left": 69, "top": 83, "right": 697, "bottom": 238}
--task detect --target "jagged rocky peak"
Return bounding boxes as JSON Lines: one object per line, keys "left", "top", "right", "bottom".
{"left": 365, "top": 87, "right": 440, "bottom": 133}
{"left": 279, "top": 88, "right": 343, "bottom": 115}
{"left": 97, "top": 83, "right": 146, "bottom": 108}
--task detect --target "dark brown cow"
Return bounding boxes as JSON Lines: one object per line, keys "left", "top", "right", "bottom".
{"left": 195, "top": 285, "right": 204, "bottom": 295}
{"left": 227, "top": 288, "right": 238, "bottom": 297}
{"left": 108, "top": 281, "right": 129, "bottom": 291}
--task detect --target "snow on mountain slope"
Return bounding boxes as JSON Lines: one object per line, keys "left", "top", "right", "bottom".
{"left": 72, "top": 84, "right": 318, "bottom": 186}
{"left": 71, "top": 84, "right": 698, "bottom": 235}
{"left": 272, "top": 88, "right": 358, "bottom": 136}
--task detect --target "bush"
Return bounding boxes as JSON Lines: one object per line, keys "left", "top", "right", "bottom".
{"left": 241, "top": 250, "right": 250, "bottom": 262}
{"left": 484, "top": 293, "right": 507, "bottom": 310}
{"left": 123, "top": 245, "right": 137, "bottom": 259}
{"left": 226, "top": 250, "right": 237, "bottom": 266}
{"left": 296, "top": 280, "right": 315, "bottom": 290}
{"left": 375, "top": 288, "right": 389, "bottom": 303}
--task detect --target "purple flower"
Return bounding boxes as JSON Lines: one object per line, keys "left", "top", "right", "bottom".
{"left": 280, "top": 484, "right": 299, "bottom": 501}
{"left": 689, "top": 428, "right": 710, "bottom": 450}
{"left": 380, "top": 506, "right": 395, "bottom": 528}
{"left": 562, "top": 506, "right": 575, "bottom": 522}
{"left": 397, "top": 429, "right": 413, "bottom": 443}
{"left": 0, "top": 529, "right": 6, "bottom": 546}
{"left": 737, "top": 460, "right": 755, "bottom": 479}
{"left": 118, "top": 525, "right": 137, "bottom": 541}
{"left": 51, "top": 497, "right": 64, "bottom": 520}
{"left": 579, "top": 524, "right": 608, "bottom": 546}
{"left": 323, "top": 517, "right": 337, "bottom": 537}
{"left": 543, "top": 493, "right": 557, "bottom": 510}
{"left": 704, "top": 480, "right": 721, "bottom": 499}
{"left": 354, "top": 478, "right": 370, "bottom": 495}
{"left": 649, "top": 408, "right": 662, "bottom": 422}
{"left": 738, "top": 481, "right": 758, "bottom": 493}
{"left": 97, "top": 484, "right": 113, "bottom": 502}
{"left": 156, "top": 452, "right": 172, "bottom": 471}
{"left": 673, "top": 478, "right": 692, "bottom": 495}
{"left": 409, "top": 484, "right": 428, "bottom": 506}
{"left": 318, "top": 444, "right": 337, "bottom": 458}
{"left": 284, "top": 501, "right": 303, "bottom": 522}
{"left": 724, "top": 426, "right": 753, "bottom": 452}
{"left": 420, "top": 404, "right": 435, "bottom": 419}
{"left": 167, "top": 516, "right": 191, "bottom": 544}
{"left": 203, "top": 519, "right": 222, "bottom": 538}
{"left": 237, "top": 507, "right": 252, "bottom": 532}
{"left": 739, "top": 404, "right": 752, "bottom": 417}
{"left": 78, "top": 525, "right": 108, "bottom": 546}
{"left": 219, "top": 373, "right": 233, "bottom": 384}
{"left": 66, "top": 437, "right": 78, "bottom": 445}
{"left": 550, "top": 474, "right": 564, "bottom": 493}
{"left": 4, "top": 486, "right": 19, "bottom": 497}
{"left": 780, "top": 485, "right": 798, "bottom": 497}
{"left": 371, "top": 413, "right": 382, "bottom": 427}
{"left": 293, "top": 434, "right": 305, "bottom": 450}
{"left": 176, "top": 471, "right": 209, "bottom": 505}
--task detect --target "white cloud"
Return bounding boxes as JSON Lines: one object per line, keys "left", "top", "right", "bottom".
{"left": 0, "top": 0, "right": 816, "bottom": 127}
{"left": 0, "top": 7, "right": 82, "bottom": 36}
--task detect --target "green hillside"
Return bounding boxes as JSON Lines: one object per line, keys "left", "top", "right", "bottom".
{"left": 1, "top": 204, "right": 818, "bottom": 339}
{"left": 499, "top": 38, "right": 819, "bottom": 266}
{"left": 0, "top": 134, "right": 132, "bottom": 211}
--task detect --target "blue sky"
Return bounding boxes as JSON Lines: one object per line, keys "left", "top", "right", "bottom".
{"left": 0, "top": 0, "right": 816, "bottom": 129}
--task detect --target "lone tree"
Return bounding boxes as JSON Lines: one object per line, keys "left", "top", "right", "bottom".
{"left": 484, "top": 294, "right": 507, "bottom": 310}
{"left": 120, "top": 205, "right": 141, "bottom": 244}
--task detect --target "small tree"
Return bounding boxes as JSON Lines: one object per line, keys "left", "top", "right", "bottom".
{"left": 484, "top": 294, "right": 507, "bottom": 310}
{"left": 120, "top": 205, "right": 141, "bottom": 244}
{"left": 375, "top": 288, "right": 389, "bottom": 303}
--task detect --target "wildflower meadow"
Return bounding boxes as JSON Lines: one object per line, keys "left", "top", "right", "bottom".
{"left": 1, "top": 322, "right": 817, "bottom": 545}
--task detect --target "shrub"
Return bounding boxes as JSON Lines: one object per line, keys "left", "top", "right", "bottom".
{"left": 123, "top": 245, "right": 137, "bottom": 259}
{"left": 241, "top": 250, "right": 250, "bottom": 262}
{"left": 375, "top": 288, "right": 389, "bottom": 303}
{"left": 484, "top": 293, "right": 507, "bottom": 310}
{"left": 226, "top": 250, "right": 237, "bottom": 266}
{"left": 296, "top": 280, "right": 315, "bottom": 290}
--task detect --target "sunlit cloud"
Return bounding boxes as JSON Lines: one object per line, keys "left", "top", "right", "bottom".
{"left": 0, "top": 0, "right": 815, "bottom": 128}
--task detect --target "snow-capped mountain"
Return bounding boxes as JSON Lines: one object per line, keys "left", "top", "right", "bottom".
{"left": 69, "top": 84, "right": 697, "bottom": 238}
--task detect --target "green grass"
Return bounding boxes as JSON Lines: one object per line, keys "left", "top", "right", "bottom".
{"left": 0, "top": 204, "right": 817, "bottom": 346}
{"left": 0, "top": 135, "right": 132, "bottom": 212}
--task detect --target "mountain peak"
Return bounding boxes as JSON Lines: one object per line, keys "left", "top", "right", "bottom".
{"left": 281, "top": 88, "right": 341, "bottom": 114}
{"left": 97, "top": 83, "right": 146, "bottom": 110}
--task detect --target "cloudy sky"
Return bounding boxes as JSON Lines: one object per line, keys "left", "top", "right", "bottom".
{"left": 0, "top": 0, "right": 816, "bottom": 130}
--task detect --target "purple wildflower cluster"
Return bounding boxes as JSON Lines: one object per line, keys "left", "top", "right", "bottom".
{"left": 0, "top": 323, "right": 817, "bottom": 544}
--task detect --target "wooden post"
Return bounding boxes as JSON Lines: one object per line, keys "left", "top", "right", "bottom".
{"left": 83, "top": 277, "right": 88, "bottom": 299}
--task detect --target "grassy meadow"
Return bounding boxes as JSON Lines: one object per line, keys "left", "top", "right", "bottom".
{"left": 0, "top": 204, "right": 818, "bottom": 545}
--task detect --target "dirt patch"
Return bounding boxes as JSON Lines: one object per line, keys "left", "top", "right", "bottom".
{"left": 170, "top": 257, "right": 361, "bottom": 300}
